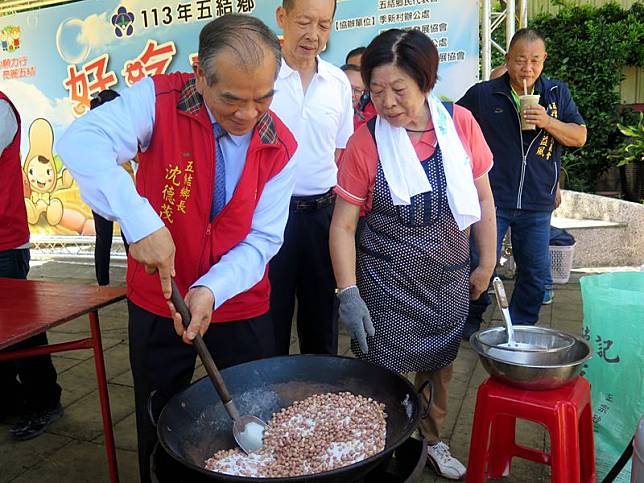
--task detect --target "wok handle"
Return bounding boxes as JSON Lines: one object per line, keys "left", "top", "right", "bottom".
{"left": 170, "top": 279, "right": 234, "bottom": 409}
{"left": 417, "top": 379, "right": 434, "bottom": 419}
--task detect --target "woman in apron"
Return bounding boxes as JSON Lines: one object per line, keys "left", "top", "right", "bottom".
{"left": 330, "top": 29, "right": 496, "bottom": 480}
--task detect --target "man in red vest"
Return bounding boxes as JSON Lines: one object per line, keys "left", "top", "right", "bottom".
{"left": 0, "top": 91, "right": 63, "bottom": 441}
{"left": 58, "top": 15, "right": 297, "bottom": 482}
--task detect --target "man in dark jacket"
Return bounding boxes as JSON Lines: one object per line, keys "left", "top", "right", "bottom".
{"left": 458, "top": 28, "right": 586, "bottom": 331}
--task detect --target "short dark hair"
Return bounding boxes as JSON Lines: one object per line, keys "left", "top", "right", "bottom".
{"left": 361, "top": 29, "right": 438, "bottom": 93}
{"left": 198, "top": 14, "right": 281, "bottom": 85}
{"left": 340, "top": 63, "right": 360, "bottom": 73}
{"left": 508, "top": 28, "right": 546, "bottom": 51}
{"left": 345, "top": 46, "right": 366, "bottom": 64}
{"left": 90, "top": 89, "right": 120, "bottom": 110}
{"left": 282, "top": 0, "right": 337, "bottom": 17}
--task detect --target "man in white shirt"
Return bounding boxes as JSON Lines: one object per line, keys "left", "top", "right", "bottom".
{"left": 270, "top": 0, "right": 354, "bottom": 355}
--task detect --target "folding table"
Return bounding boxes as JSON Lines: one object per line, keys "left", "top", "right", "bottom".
{"left": 0, "top": 278, "right": 127, "bottom": 483}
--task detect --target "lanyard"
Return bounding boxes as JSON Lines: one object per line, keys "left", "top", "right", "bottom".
{"left": 510, "top": 85, "right": 535, "bottom": 110}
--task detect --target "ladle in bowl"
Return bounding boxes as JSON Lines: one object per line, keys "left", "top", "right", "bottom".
{"left": 492, "top": 277, "right": 524, "bottom": 349}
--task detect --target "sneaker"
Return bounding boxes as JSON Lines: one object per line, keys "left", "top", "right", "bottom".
{"left": 426, "top": 441, "right": 466, "bottom": 480}
{"left": 10, "top": 403, "right": 63, "bottom": 441}
{"left": 542, "top": 289, "right": 554, "bottom": 305}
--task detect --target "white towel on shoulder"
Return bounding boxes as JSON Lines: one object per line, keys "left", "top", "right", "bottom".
{"left": 374, "top": 93, "right": 480, "bottom": 230}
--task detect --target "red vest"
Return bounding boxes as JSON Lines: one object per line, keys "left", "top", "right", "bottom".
{"left": 128, "top": 73, "right": 297, "bottom": 322}
{"left": 354, "top": 100, "right": 377, "bottom": 131}
{"left": 0, "top": 91, "right": 29, "bottom": 252}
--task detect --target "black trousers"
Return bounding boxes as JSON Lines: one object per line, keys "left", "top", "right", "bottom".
{"left": 128, "top": 301, "right": 277, "bottom": 483}
{"left": 92, "top": 211, "right": 129, "bottom": 286}
{"left": 0, "top": 249, "right": 61, "bottom": 415}
{"left": 269, "top": 198, "right": 338, "bottom": 356}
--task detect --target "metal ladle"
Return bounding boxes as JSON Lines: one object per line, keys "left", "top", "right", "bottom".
{"left": 491, "top": 276, "right": 544, "bottom": 350}
{"left": 170, "top": 279, "right": 267, "bottom": 454}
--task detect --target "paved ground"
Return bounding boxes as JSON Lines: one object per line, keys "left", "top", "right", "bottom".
{"left": 0, "top": 259, "right": 596, "bottom": 482}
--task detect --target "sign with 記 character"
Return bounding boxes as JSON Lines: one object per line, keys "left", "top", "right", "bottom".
{"left": 0, "top": 0, "right": 479, "bottom": 236}
{"left": 580, "top": 272, "right": 644, "bottom": 483}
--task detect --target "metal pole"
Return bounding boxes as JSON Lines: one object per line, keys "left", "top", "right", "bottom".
{"left": 89, "top": 310, "right": 120, "bottom": 483}
{"left": 506, "top": 0, "right": 516, "bottom": 48}
{"left": 482, "top": 0, "right": 491, "bottom": 80}
{"left": 520, "top": 0, "right": 528, "bottom": 28}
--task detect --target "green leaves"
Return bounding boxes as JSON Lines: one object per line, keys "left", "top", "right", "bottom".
{"left": 613, "top": 113, "right": 644, "bottom": 167}
{"left": 530, "top": 2, "right": 644, "bottom": 190}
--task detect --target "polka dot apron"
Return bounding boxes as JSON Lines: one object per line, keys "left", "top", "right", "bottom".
{"left": 353, "top": 123, "right": 470, "bottom": 374}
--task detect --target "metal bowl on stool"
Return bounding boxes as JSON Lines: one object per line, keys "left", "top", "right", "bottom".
{"left": 477, "top": 326, "right": 577, "bottom": 361}
{"left": 470, "top": 327, "right": 592, "bottom": 390}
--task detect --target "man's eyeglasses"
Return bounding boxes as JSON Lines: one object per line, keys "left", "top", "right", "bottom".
{"left": 351, "top": 86, "right": 365, "bottom": 97}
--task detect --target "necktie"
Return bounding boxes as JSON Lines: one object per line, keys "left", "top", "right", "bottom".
{"left": 210, "top": 122, "right": 226, "bottom": 220}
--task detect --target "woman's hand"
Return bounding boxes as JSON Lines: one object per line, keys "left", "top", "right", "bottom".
{"left": 329, "top": 198, "right": 362, "bottom": 291}
{"left": 471, "top": 174, "right": 497, "bottom": 300}
{"left": 337, "top": 286, "right": 375, "bottom": 353}
{"left": 469, "top": 265, "right": 493, "bottom": 300}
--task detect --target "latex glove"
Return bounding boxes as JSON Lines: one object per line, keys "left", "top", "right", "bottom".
{"left": 337, "top": 286, "right": 375, "bottom": 353}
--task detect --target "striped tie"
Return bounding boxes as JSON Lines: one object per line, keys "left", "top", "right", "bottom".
{"left": 210, "top": 122, "right": 226, "bottom": 221}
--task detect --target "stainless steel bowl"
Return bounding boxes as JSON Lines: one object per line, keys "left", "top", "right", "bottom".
{"left": 470, "top": 328, "right": 592, "bottom": 390}
{"left": 477, "top": 326, "right": 576, "bottom": 355}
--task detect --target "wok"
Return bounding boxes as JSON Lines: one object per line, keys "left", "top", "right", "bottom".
{"left": 157, "top": 355, "right": 424, "bottom": 482}
{"left": 150, "top": 438, "right": 429, "bottom": 483}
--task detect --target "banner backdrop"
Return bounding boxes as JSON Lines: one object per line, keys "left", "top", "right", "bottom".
{"left": 0, "top": 0, "right": 479, "bottom": 236}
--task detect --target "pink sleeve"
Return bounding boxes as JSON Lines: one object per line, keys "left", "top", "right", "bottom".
{"left": 453, "top": 105, "right": 494, "bottom": 179}
{"left": 334, "top": 126, "right": 377, "bottom": 211}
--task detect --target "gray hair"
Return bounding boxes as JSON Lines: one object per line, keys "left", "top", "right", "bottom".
{"left": 283, "top": 0, "right": 337, "bottom": 16}
{"left": 508, "top": 28, "right": 546, "bottom": 51}
{"left": 198, "top": 14, "right": 281, "bottom": 85}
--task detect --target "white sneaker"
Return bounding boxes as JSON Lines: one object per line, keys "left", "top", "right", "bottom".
{"left": 426, "top": 441, "right": 466, "bottom": 480}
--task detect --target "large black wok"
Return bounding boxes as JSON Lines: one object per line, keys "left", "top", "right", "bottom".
{"left": 157, "top": 355, "right": 424, "bottom": 482}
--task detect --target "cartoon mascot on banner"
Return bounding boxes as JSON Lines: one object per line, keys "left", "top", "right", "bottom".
{"left": 22, "top": 118, "right": 95, "bottom": 235}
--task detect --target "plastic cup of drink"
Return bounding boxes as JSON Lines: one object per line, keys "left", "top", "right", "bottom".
{"left": 519, "top": 94, "right": 540, "bottom": 130}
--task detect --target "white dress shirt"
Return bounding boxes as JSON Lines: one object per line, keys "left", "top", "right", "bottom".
{"left": 271, "top": 57, "right": 353, "bottom": 196}
{"left": 57, "top": 77, "right": 297, "bottom": 309}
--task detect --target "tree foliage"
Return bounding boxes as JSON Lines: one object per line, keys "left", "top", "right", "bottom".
{"left": 529, "top": 1, "right": 644, "bottom": 191}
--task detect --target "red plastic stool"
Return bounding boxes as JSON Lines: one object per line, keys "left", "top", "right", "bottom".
{"left": 466, "top": 376, "right": 595, "bottom": 483}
